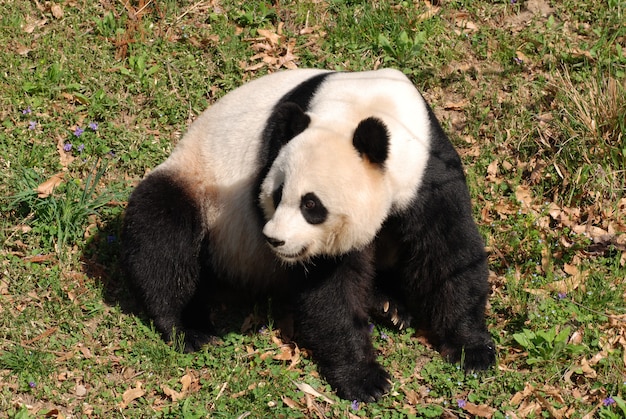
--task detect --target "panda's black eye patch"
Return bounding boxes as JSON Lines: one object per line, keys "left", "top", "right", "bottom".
{"left": 300, "top": 192, "right": 327, "bottom": 225}
{"left": 272, "top": 184, "right": 284, "bottom": 209}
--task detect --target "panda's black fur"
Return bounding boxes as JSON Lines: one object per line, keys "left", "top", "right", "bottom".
{"left": 121, "top": 69, "right": 495, "bottom": 402}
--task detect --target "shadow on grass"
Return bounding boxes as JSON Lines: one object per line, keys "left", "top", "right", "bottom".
{"left": 80, "top": 211, "right": 280, "bottom": 346}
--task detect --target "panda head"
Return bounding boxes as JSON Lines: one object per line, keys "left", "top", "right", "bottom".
{"left": 259, "top": 102, "right": 393, "bottom": 264}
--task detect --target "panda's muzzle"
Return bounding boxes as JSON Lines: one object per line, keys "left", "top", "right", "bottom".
{"left": 263, "top": 234, "right": 285, "bottom": 248}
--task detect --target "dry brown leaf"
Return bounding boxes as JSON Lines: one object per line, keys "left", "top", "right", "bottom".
{"left": 516, "top": 50, "right": 529, "bottom": 64}
{"left": 403, "top": 388, "right": 420, "bottom": 405}
{"left": 294, "top": 381, "right": 334, "bottom": 404}
{"left": 454, "top": 14, "right": 478, "bottom": 34}
{"left": 417, "top": 4, "right": 440, "bottom": 22}
{"left": 518, "top": 400, "right": 542, "bottom": 417}
{"left": 180, "top": 373, "right": 192, "bottom": 393}
{"left": 588, "top": 350, "right": 608, "bottom": 366}
{"left": 22, "top": 17, "right": 47, "bottom": 33}
{"left": 242, "top": 61, "right": 266, "bottom": 71}
{"left": 56, "top": 137, "right": 75, "bottom": 168}
{"left": 36, "top": 173, "right": 65, "bottom": 198}
{"left": 510, "top": 383, "right": 534, "bottom": 406}
{"left": 569, "top": 329, "right": 584, "bottom": 345}
{"left": 15, "top": 43, "right": 31, "bottom": 55}
{"left": 527, "top": 0, "right": 555, "bottom": 16}
{"left": 444, "top": 99, "right": 470, "bottom": 111}
{"left": 545, "top": 274, "right": 585, "bottom": 294}
{"left": 120, "top": 382, "right": 145, "bottom": 409}
{"left": 257, "top": 28, "right": 281, "bottom": 45}
{"left": 22, "top": 327, "right": 58, "bottom": 345}
{"left": 515, "top": 184, "right": 534, "bottom": 211}
{"left": 579, "top": 358, "right": 597, "bottom": 378}
{"left": 463, "top": 401, "right": 496, "bottom": 418}
{"left": 162, "top": 385, "right": 184, "bottom": 402}
{"left": 281, "top": 395, "right": 302, "bottom": 409}
{"left": 75, "top": 382, "right": 87, "bottom": 397}
{"left": 51, "top": 4, "right": 64, "bottom": 19}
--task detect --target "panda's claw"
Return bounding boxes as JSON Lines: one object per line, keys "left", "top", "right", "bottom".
{"left": 383, "top": 300, "right": 390, "bottom": 313}
{"left": 334, "top": 361, "right": 391, "bottom": 402}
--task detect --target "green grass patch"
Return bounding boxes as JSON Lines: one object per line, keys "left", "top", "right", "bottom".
{"left": 1, "top": 0, "right": 625, "bottom": 417}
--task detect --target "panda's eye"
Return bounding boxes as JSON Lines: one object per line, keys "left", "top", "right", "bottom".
{"left": 272, "top": 184, "right": 284, "bottom": 209}
{"left": 300, "top": 193, "right": 328, "bottom": 225}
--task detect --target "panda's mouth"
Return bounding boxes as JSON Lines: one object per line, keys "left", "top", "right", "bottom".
{"left": 273, "top": 246, "right": 308, "bottom": 263}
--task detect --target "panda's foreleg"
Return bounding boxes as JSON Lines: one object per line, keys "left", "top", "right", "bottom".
{"left": 294, "top": 247, "right": 391, "bottom": 402}
{"left": 394, "top": 213, "right": 496, "bottom": 371}
{"left": 121, "top": 171, "right": 216, "bottom": 352}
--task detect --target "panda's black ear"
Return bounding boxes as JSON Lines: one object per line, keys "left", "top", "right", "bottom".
{"left": 353, "top": 117, "right": 389, "bottom": 167}
{"left": 265, "top": 102, "right": 311, "bottom": 146}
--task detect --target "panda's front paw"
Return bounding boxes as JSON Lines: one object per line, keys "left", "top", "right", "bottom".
{"left": 370, "top": 295, "right": 412, "bottom": 330}
{"left": 333, "top": 362, "right": 391, "bottom": 402}
{"left": 441, "top": 340, "right": 496, "bottom": 370}
{"left": 179, "top": 329, "right": 220, "bottom": 353}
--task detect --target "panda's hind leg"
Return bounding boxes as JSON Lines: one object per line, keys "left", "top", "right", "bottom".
{"left": 121, "top": 170, "right": 216, "bottom": 352}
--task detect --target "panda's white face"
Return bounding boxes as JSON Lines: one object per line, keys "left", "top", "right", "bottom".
{"left": 259, "top": 125, "right": 392, "bottom": 263}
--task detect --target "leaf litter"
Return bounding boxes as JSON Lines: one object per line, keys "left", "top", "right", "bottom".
{"left": 3, "top": 0, "right": 625, "bottom": 417}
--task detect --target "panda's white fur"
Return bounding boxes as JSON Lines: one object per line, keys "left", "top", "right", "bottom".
{"left": 259, "top": 69, "right": 431, "bottom": 263}
{"left": 156, "top": 68, "right": 430, "bottom": 279}
{"left": 121, "top": 68, "right": 495, "bottom": 402}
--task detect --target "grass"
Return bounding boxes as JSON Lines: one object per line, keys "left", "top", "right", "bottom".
{"left": 1, "top": 0, "right": 625, "bottom": 417}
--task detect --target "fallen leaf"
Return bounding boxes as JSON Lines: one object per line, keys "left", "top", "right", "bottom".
{"left": 417, "top": 4, "right": 440, "bottom": 22}
{"left": 510, "top": 383, "right": 534, "bottom": 406}
{"left": 51, "top": 4, "right": 64, "bottom": 19}
{"left": 22, "top": 327, "right": 58, "bottom": 345}
{"left": 22, "top": 17, "right": 47, "bottom": 33}
{"left": 257, "top": 28, "right": 281, "bottom": 45}
{"left": 120, "top": 382, "right": 145, "bottom": 409}
{"left": 15, "top": 43, "right": 31, "bottom": 55}
{"left": 516, "top": 50, "right": 529, "bottom": 64}
{"left": 75, "top": 382, "right": 87, "bottom": 397}
{"left": 281, "top": 395, "right": 302, "bottom": 409}
{"left": 36, "top": 173, "right": 64, "bottom": 198}
{"left": 463, "top": 401, "right": 496, "bottom": 418}
{"left": 162, "top": 385, "right": 184, "bottom": 402}
{"left": 293, "top": 381, "right": 334, "bottom": 404}
{"left": 180, "top": 373, "right": 193, "bottom": 392}
{"left": 444, "top": 99, "right": 470, "bottom": 111}
{"left": 56, "top": 136, "right": 75, "bottom": 167}
{"left": 515, "top": 184, "right": 534, "bottom": 211}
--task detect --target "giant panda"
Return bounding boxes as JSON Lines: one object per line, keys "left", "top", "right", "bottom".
{"left": 121, "top": 68, "right": 495, "bottom": 402}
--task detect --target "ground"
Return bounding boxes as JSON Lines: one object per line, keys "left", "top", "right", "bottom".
{"left": 0, "top": 0, "right": 625, "bottom": 418}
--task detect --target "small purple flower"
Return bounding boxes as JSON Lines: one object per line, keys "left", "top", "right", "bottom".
{"left": 457, "top": 399, "right": 467, "bottom": 408}
{"left": 557, "top": 292, "right": 567, "bottom": 300}
{"left": 28, "top": 121, "right": 37, "bottom": 130}
{"left": 368, "top": 323, "right": 375, "bottom": 334}
{"left": 380, "top": 331, "right": 388, "bottom": 340}
{"left": 74, "top": 127, "right": 84, "bottom": 137}
{"left": 513, "top": 56, "right": 523, "bottom": 65}
{"left": 77, "top": 144, "right": 85, "bottom": 153}
{"left": 29, "top": 381, "right": 36, "bottom": 388}
{"left": 22, "top": 107, "right": 32, "bottom": 115}
{"left": 108, "top": 150, "right": 116, "bottom": 157}
{"left": 89, "top": 122, "right": 98, "bottom": 131}
{"left": 258, "top": 325, "right": 267, "bottom": 334}
{"left": 603, "top": 396, "right": 616, "bottom": 406}
{"left": 63, "top": 142, "right": 72, "bottom": 152}
{"left": 351, "top": 400, "right": 359, "bottom": 411}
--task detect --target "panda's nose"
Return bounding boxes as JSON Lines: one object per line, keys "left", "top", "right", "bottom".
{"left": 264, "top": 234, "right": 285, "bottom": 248}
